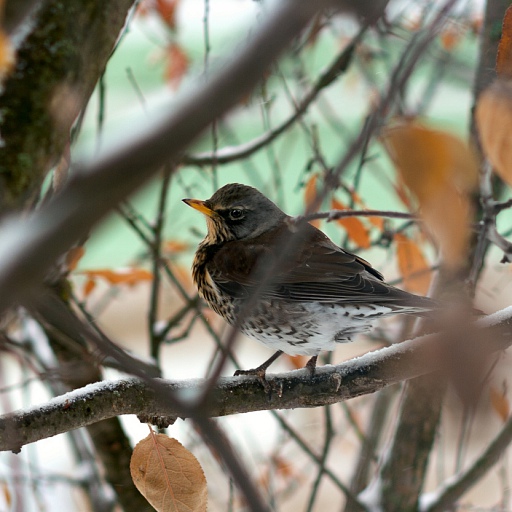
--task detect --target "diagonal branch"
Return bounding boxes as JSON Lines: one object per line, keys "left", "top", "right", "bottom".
{"left": 2, "top": 307, "right": 512, "bottom": 453}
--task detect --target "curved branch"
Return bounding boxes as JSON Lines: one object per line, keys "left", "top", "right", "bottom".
{"left": 2, "top": 307, "right": 512, "bottom": 453}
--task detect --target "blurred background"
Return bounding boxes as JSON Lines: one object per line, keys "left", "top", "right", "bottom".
{"left": 3, "top": 0, "right": 512, "bottom": 510}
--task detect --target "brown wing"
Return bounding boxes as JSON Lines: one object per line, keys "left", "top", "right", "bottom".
{"left": 208, "top": 222, "right": 432, "bottom": 308}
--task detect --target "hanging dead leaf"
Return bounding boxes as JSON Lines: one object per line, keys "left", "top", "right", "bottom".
{"left": 304, "top": 174, "right": 321, "bottom": 226}
{"left": 382, "top": 120, "right": 477, "bottom": 267}
{"left": 429, "top": 186, "right": 472, "bottom": 266}
{"left": 394, "top": 233, "right": 432, "bottom": 295}
{"left": 165, "top": 43, "right": 189, "bottom": 89}
{"left": 476, "top": 79, "right": 512, "bottom": 186}
{"left": 156, "top": 0, "right": 180, "bottom": 30}
{"left": 440, "top": 25, "right": 461, "bottom": 51}
{"left": 382, "top": 120, "right": 477, "bottom": 202}
{"left": 490, "top": 385, "right": 509, "bottom": 422}
{"left": 131, "top": 433, "right": 207, "bottom": 512}
{"left": 83, "top": 278, "right": 96, "bottom": 298}
{"left": 163, "top": 240, "right": 189, "bottom": 254}
{"left": 497, "top": 5, "right": 512, "bottom": 77}
{"left": 304, "top": 174, "right": 318, "bottom": 212}
{"left": 331, "top": 199, "right": 371, "bottom": 249}
{"left": 79, "top": 268, "right": 153, "bottom": 287}
{"left": 349, "top": 190, "right": 385, "bottom": 231}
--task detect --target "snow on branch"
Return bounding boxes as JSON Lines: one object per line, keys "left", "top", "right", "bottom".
{"left": 1, "top": 307, "right": 512, "bottom": 453}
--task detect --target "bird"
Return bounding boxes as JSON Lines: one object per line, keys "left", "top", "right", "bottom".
{"left": 183, "top": 183, "right": 436, "bottom": 381}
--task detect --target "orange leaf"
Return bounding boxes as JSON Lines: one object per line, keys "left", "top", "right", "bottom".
{"left": 156, "top": 0, "right": 179, "bottom": 30}
{"left": 440, "top": 26, "right": 461, "bottom": 51}
{"left": 382, "top": 119, "right": 477, "bottom": 267}
{"left": 304, "top": 174, "right": 318, "bottom": 213}
{"left": 382, "top": 120, "right": 477, "bottom": 202}
{"left": 490, "top": 385, "right": 509, "bottom": 422}
{"left": 394, "top": 233, "right": 432, "bottom": 295}
{"left": 331, "top": 199, "right": 371, "bottom": 249}
{"left": 79, "top": 268, "right": 153, "bottom": 286}
{"left": 130, "top": 433, "right": 207, "bottom": 512}
{"left": 83, "top": 278, "right": 96, "bottom": 298}
{"left": 497, "top": 5, "right": 512, "bottom": 77}
{"left": 163, "top": 240, "right": 189, "bottom": 254}
{"left": 349, "top": 190, "right": 384, "bottom": 231}
{"left": 165, "top": 43, "right": 189, "bottom": 88}
{"left": 476, "top": 79, "right": 512, "bottom": 186}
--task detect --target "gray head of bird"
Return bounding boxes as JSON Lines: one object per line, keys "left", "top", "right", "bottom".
{"left": 183, "top": 183, "right": 287, "bottom": 242}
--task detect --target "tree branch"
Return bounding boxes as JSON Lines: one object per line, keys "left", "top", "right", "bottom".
{"left": 0, "top": 0, "right": 136, "bottom": 207}
{"left": 422, "top": 412, "right": 512, "bottom": 512}
{"left": 182, "top": 29, "right": 362, "bottom": 167}
{"left": 2, "top": 307, "right": 512, "bottom": 453}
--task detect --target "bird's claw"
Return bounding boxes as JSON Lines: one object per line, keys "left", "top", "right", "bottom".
{"left": 234, "top": 367, "right": 272, "bottom": 394}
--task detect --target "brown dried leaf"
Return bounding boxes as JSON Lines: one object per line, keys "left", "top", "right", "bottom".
{"left": 490, "top": 385, "right": 509, "bottom": 422}
{"left": 497, "top": 5, "right": 512, "bottom": 77}
{"left": 331, "top": 199, "right": 371, "bottom": 249}
{"left": 79, "top": 268, "right": 153, "bottom": 286}
{"left": 130, "top": 433, "right": 207, "bottom": 512}
{"left": 440, "top": 25, "right": 461, "bottom": 51}
{"left": 156, "top": 0, "right": 180, "bottom": 30}
{"left": 304, "top": 174, "right": 318, "bottom": 212}
{"left": 165, "top": 43, "right": 189, "bottom": 89}
{"left": 83, "top": 278, "right": 96, "bottom": 298}
{"left": 382, "top": 120, "right": 477, "bottom": 267}
{"left": 394, "top": 233, "right": 432, "bottom": 295}
{"left": 163, "top": 240, "right": 189, "bottom": 254}
{"left": 349, "top": 191, "right": 384, "bottom": 231}
{"left": 382, "top": 120, "right": 477, "bottom": 201}
{"left": 476, "top": 79, "right": 512, "bottom": 186}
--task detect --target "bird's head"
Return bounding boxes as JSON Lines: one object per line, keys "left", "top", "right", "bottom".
{"left": 183, "top": 183, "right": 287, "bottom": 242}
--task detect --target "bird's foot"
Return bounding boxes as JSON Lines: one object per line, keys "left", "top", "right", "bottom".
{"left": 234, "top": 366, "right": 271, "bottom": 392}
{"left": 234, "top": 350, "right": 283, "bottom": 394}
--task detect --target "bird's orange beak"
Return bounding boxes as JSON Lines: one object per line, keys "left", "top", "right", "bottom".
{"left": 182, "top": 198, "right": 216, "bottom": 218}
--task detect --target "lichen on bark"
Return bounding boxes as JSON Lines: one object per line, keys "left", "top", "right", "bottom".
{"left": 0, "top": 0, "right": 134, "bottom": 208}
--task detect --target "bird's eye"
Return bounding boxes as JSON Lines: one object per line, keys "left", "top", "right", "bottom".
{"left": 229, "top": 208, "right": 244, "bottom": 220}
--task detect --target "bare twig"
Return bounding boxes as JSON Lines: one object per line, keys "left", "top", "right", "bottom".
{"left": 422, "top": 413, "right": 512, "bottom": 512}
{"left": 182, "top": 29, "right": 365, "bottom": 167}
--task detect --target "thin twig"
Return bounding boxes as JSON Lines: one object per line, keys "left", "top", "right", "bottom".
{"left": 182, "top": 28, "right": 365, "bottom": 166}
{"left": 148, "top": 166, "right": 172, "bottom": 360}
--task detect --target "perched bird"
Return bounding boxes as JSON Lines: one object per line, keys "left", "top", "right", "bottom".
{"left": 183, "top": 183, "right": 435, "bottom": 379}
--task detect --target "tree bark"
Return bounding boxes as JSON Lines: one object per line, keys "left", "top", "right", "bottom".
{"left": 0, "top": 0, "right": 135, "bottom": 208}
